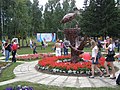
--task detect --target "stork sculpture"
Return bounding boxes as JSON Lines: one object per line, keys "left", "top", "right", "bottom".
{"left": 61, "top": 7, "right": 88, "bottom": 63}
{"left": 61, "top": 7, "right": 79, "bottom": 24}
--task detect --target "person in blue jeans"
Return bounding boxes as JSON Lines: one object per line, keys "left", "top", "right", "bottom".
{"left": 4, "top": 40, "right": 11, "bottom": 62}
{"left": 64, "top": 45, "right": 68, "bottom": 55}
{"left": 33, "top": 42, "right": 37, "bottom": 54}
{"left": 63, "top": 39, "right": 69, "bottom": 55}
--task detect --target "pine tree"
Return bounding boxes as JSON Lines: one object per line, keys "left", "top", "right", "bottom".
{"left": 80, "top": 0, "right": 119, "bottom": 38}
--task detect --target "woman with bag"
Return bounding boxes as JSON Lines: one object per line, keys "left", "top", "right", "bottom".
{"left": 89, "top": 40, "right": 103, "bottom": 78}
{"left": 104, "top": 39, "right": 116, "bottom": 79}
{"left": 4, "top": 40, "right": 11, "bottom": 62}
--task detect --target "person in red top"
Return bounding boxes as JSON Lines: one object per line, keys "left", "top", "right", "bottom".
{"left": 11, "top": 40, "right": 18, "bottom": 62}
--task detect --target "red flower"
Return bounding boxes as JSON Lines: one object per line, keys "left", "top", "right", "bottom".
{"left": 38, "top": 54, "right": 106, "bottom": 72}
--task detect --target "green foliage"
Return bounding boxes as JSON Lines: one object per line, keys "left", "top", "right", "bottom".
{"left": 1, "top": 0, "right": 120, "bottom": 42}
{"left": 81, "top": 0, "right": 119, "bottom": 37}
{"left": 17, "top": 43, "right": 55, "bottom": 55}
{"left": 31, "top": 0, "right": 43, "bottom": 34}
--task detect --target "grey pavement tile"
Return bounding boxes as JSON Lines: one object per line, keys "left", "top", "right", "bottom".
{"left": 37, "top": 75, "right": 59, "bottom": 85}
{"left": 15, "top": 72, "right": 39, "bottom": 77}
{"left": 49, "top": 76, "right": 68, "bottom": 86}
{"left": 16, "top": 73, "right": 43, "bottom": 81}
{"left": 26, "top": 73, "right": 45, "bottom": 82}
{"left": 78, "top": 77, "right": 92, "bottom": 87}
{"left": 62, "top": 76, "right": 79, "bottom": 88}
{"left": 31, "top": 74, "right": 51, "bottom": 83}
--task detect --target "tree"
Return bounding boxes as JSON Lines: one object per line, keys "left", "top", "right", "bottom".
{"left": 101, "top": 0, "right": 119, "bottom": 37}
{"left": 43, "top": 0, "right": 78, "bottom": 39}
{"left": 43, "top": 2, "right": 54, "bottom": 33}
{"left": 31, "top": 0, "right": 43, "bottom": 35}
{"left": 43, "top": 0, "right": 63, "bottom": 33}
{"left": 0, "top": 0, "right": 16, "bottom": 39}
{"left": 80, "top": 0, "right": 119, "bottom": 38}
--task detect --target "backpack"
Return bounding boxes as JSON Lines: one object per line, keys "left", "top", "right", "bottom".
{"left": 116, "top": 73, "right": 120, "bottom": 85}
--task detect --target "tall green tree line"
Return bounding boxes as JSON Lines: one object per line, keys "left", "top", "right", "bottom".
{"left": 81, "top": 0, "right": 120, "bottom": 38}
{"left": 0, "top": 0, "right": 120, "bottom": 46}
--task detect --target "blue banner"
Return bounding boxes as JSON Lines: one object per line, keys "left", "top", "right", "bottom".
{"left": 37, "top": 33, "right": 56, "bottom": 42}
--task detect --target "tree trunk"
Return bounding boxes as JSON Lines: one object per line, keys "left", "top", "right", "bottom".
{"left": 25, "top": 38, "right": 28, "bottom": 47}
{"left": 22, "top": 38, "right": 24, "bottom": 47}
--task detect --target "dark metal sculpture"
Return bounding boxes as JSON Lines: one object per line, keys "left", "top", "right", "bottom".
{"left": 64, "top": 28, "right": 87, "bottom": 63}
{"left": 61, "top": 8, "right": 88, "bottom": 63}
{"left": 61, "top": 7, "right": 79, "bottom": 24}
{"left": 61, "top": 13, "right": 76, "bottom": 23}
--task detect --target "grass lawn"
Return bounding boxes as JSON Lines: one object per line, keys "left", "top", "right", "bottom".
{"left": 0, "top": 44, "right": 92, "bottom": 57}
{"left": 17, "top": 45, "right": 55, "bottom": 55}
{"left": 0, "top": 81, "right": 120, "bottom": 90}
{"left": 14, "top": 46, "right": 92, "bottom": 55}
{"left": 0, "top": 62, "right": 21, "bottom": 82}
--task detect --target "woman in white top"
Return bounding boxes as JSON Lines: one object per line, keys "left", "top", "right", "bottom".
{"left": 55, "top": 40, "right": 61, "bottom": 56}
{"left": 104, "top": 39, "right": 116, "bottom": 79}
{"left": 30, "top": 39, "right": 33, "bottom": 49}
{"left": 89, "top": 41, "right": 103, "bottom": 78}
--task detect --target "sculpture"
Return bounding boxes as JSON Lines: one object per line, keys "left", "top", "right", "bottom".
{"left": 61, "top": 8, "right": 88, "bottom": 63}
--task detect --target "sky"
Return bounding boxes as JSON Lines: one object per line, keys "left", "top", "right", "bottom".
{"left": 31, "top": 0, "right": 85, "bottom": 9}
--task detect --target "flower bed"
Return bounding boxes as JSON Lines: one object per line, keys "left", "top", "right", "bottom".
{"left": 5, "top": 85, "right": 33, "bottom": 90}
{"left": 16, "top": 53, "right": 53, "bottom": 61}
{"left": 37, "top": 53, "right": 109, "bottom": 75}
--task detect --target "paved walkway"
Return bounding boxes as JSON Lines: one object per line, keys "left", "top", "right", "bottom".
{"left": 0, "top": 56, "right": 120, "bottom": 88}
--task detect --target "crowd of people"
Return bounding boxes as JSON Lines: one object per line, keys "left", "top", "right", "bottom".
{"left": 1, "top": 39, "right": 19, "bottom": 62}
{"left": 1, "top": 37, "right": 120, "bottom": 80}
{"left": 51, "top": 36, "right": 120, "bottom": 80}
{"left": 89, "top": 37, "right": 120, "bottom": 79}
{"left": 52, "top": 36, "right": 120, "bottom": 80}
{"left": 54, "top": 39, "right": 69, "bottom": 56}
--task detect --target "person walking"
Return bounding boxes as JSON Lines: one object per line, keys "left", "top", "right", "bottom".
{"left": 1, "top": 40, "right": 5, "bottom": 56}
{"left": 63, "top": 39, "right": 69, "bottom": 55}
{"left": 104, "top": 39, "right": 116, "bottom": 79}
{"left": 11, "top": 40, "right": 18, "bottom": 62}
{"left": 97, "top": 38, "right": 102, "bottom": 51}
{"left": 33, "top": 42, "right": 37, "bottom": 54}
{"left": 89, "top": 41, "right": 103, "bottom": 78}
{"left": 30, "top": 39, "right": 33, "bottom": 49}
{"left": 4, "top": 40, "right": 11, "bottom": 62}
{"left": 55, "top": 39, "right": 61, "bottom": 56}
{"left": 41, "top": 40, "right": 45, "bottom": 50}
{"left": 60, "top": 40, "right": 63, "bottom": 55}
